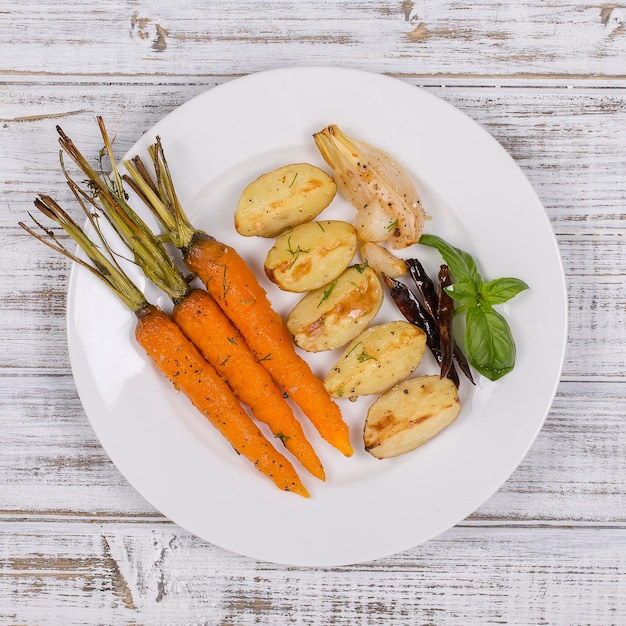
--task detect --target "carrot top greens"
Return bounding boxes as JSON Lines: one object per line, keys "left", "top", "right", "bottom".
{"left": 123, "top": 138, "right": 197, "bottom": 252}
{"left": 57, "top": 117, "right": 190, "bottom": 304}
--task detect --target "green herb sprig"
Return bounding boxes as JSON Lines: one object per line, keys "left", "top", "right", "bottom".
{"left": 419, "top": 234, "right": 529, "bottom": 381}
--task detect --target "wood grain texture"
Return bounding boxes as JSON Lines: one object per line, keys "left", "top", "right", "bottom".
{"left": 1, "top": 520, "right": 625, "bottom": 625}
{"left": 1, "top": 372, "right": 625, "bottom": 521}
{"left": 3, "top": 84, "right": 625, "bottom": 376}
{"left": 2, "top": 0, "right": 626, "bottom": 79}
{"left": 2, "top": 0, "right": 626, "bottom": 621}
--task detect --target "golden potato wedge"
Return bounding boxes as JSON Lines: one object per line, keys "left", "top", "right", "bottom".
{"left": 265, "top": 220, "right": 357, "bottom": 292}
{"left": 364, "top": 375, "right": 461, "bottom": 459}
{"left": 286, "top": 265, "right": 383, "bottom": 352}
{"left": 235, "top": 163, "right": 336, "bottom": 237}
{"left": 359, "top": 241, "right": 407, "bottom": 279}
{"left": 324, "top": 321, "right": 426, "bottom": 398}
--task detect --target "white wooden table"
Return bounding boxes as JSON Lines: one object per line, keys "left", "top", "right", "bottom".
{"left": 2, "top": 1, "right": 625, "bottom": 623}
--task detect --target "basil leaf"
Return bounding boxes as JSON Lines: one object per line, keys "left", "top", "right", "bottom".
{"left": 419, "top": 234, "right": 481, "bottom": 288}
{"left": 464, "top": 307, "right": 516, "bottom": 381}
{"left": 482, "top": 277, "right": 529, "bottom": 305}
{"left": 445, "top": 281, "right": 478, "bottom": 308}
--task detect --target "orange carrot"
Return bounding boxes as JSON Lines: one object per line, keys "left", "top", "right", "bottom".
{"left": 56, "top": 117, "right": 326, "bottom": 481}
{"left": 22, "top": 195, "right": 309, "bottom": 497}
{"left": 185, "top": 233, "right": 354, "bottom": 457}
{"left": 135, "top": 304, "right": 310, "bottom": 496}
{"left": 172, "top": 289, "right": 326, "bottom": 480}
{"left": 123, "top": 140, "right": 353, "bottom": 457}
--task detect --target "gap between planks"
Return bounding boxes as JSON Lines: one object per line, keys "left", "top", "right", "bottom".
{"left": 2, "top": 73, "right": 626, "bottom": 91}
{"left": 1, "top": 512, "right": 624, "bottom": 531}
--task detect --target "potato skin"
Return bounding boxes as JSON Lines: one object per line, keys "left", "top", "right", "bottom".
{"left": 286, "top": 265, "right": 383, "bottom": 352}
{"left": 364, "top": 375, "right": 461, "bottom": 459}
{"left": 264, "top": 220, "right": 357, "bottom": 292}
{"left": 235, "top": 163, "right": 336, "bottom": 238}
{"left": 324, "top": 321, "right": 426, "bottom": 398}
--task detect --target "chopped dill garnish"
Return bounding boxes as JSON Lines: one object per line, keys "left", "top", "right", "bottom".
{"left": 346, "top": 341, "right": 362, "bottom": 356}
{"left": 317, "top": 280, "right": 336, "bottom": 307}
{"left": 275, "top": 431, "right": 291, "bottom": 444}
{"left": 386, "top": 219, "right": 398, "bottom": 232}
{"left": 286, "top": 234, "right": 309, "bottom": 269}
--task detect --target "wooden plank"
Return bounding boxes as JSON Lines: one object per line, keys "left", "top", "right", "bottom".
{"left": 1, "top": 82, "right": 624, "bottom": 523}
{"left": 2, "top": 83, "right": 624, "bottom": 230}
{"left": 1, "top": 84, "right": 624, "bottom": 526}
{"left": 1, "top": 1, "right": 624, "bottom": 621}
{"left": 7, "top": 230, "right": 623, "bottom": 378}
{"left": 2, "top": 1, "right": 626, "bottom": 79}
{"left": 1, "top": 520, "right": 624, "bottom": 624}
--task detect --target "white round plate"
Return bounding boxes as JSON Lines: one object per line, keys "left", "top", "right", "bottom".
{"left": 67, "top": 67, "right": 567, "bottom": 566}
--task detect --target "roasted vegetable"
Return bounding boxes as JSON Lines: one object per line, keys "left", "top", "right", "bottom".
{"left": 313, "top": 124, "right": 425, "bottom": 249}
{"left": 286, "top": 264, "right": 383, "bottom": 352}
{"left": 264, "top": 220, "right": 357, "bottom": 292}
{"left": 407, "top": 257, "right": 474, "bottom": 384}
{"left": 406, "top": 258, "right": 438, "bottom": 318}
{"left": 359, "top": 241, "right": 407, "bottom": 279}
{"left": 437, "top": 265, "right": 454, "bottom": 379}
{"left": 235, "top": 163, "right": 336, "bottom": 238}
{"left": 323, "top": 321, "right": 426, "bottom": 399}
{"left": 382, "top": 273, "right": 460, "bottom": 387}
{"left": 363, "top": 375, "right": 461, "bottom": 459}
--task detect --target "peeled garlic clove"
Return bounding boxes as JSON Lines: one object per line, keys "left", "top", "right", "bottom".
{"left": 313, "top": 124, "right": 425, "bottom": 249}
{"left": 353, "top": 201, "right": 396, "bottom": 243}
{"left": 360, "top": 241, "right": 408, "bottom": 278}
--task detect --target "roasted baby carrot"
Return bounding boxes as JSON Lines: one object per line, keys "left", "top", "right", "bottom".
{"left": 22, "top": 195, "right": 309, "bottom": 497}
{"left": 135, "top": 303, "right": 310, "bottom": 496}
{"left": 57, "top": 118, "right": 326, "bottom": 481}
{"left": 172, "top": 289, "right": 326, "bottom": 480}
{"left": 124, "top": 139, "right": 353, "bottom": 457}
{"left": 183, "top": 233, "right": 353, "bottom": 456}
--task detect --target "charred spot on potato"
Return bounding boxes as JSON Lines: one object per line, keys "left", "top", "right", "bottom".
{"left": 324, "top": 321, "right": 426, "bottom": 398}
{"left": 287, "top": 265, "right": 383, "bottom": 352}
{"left": 363, "top": 375, "right": 461, "bottom": 459}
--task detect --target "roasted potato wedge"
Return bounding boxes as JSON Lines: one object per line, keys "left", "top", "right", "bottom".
{"left": 359, "top": 241, "right": 407, "bottom": 279}
{"left": 286, "top": 265, "right": 383, "bottom": 352}
{"left": 324, "top": 321, "right": 426, "bottom": 398}
{"left": 364, "top": 375, "right": 461, "bottom": 459}
{"left": 235, "top": 163, "right": 336, "bottom": 237}
{"left": 265, "top": 220, "right": 357, "bottom": 292}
